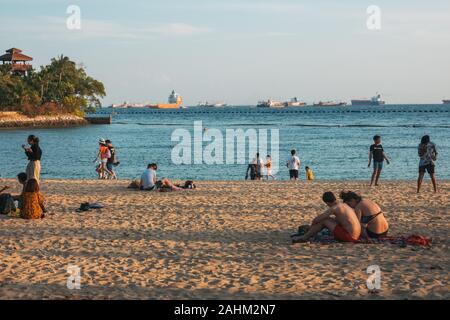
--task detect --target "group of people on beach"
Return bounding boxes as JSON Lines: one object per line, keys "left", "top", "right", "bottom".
{"left": 245, "top": 149, "right": 314, "bottom": 181}
{"left": 93, "top": 138, "right": 119, "bottom": 179}
{"left": 0, "top": 135, "right": 46, "bottom": 219}
{"left": 293, "top": 190, "right": 389, "bottom": 243}
{"left": 367, "top": 134, "right": 438, "bottom": 193}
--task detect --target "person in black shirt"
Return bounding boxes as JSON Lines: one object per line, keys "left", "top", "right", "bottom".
{"left": 105, "top": 140, "right": 118, "bottom": 180}
{"left": 22, "top": 135, "right": 42, "bottom": 184}
{"left": 368, "top": 135, "right": 390, "bottom": 186}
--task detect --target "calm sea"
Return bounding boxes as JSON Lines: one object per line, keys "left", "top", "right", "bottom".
{"left": 0, "top": 104, "right": 449, "bottom": 181}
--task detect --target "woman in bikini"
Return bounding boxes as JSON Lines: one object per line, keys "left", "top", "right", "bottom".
{"left": 340, "top": 191, "right": 389, "bottom": 239}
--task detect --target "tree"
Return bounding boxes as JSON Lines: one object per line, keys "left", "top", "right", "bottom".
{"left": 0, "top": 55, "right": 106, "bottom": 116}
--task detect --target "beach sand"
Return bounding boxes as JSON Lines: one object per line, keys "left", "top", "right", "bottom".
{"left": 0, "top": 179, "right": 448, "bottom": 300}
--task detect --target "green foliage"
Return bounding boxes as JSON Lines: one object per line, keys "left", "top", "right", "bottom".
{"left": 0, "top": 55, "right": 105, "bottom": 117}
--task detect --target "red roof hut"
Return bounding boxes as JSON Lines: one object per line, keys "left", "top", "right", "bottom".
{"left": 0, "top": 48, "right": 33, "bottom": 75}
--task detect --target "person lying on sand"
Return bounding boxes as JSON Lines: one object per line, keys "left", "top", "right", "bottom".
{"left": 340, "top": 191, "right": 389, "bottom": 239}
{"left": 293, "top": 192, "right": 361, "bottom": 243}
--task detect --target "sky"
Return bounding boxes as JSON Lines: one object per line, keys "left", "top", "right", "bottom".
{"left": 0, "top": 0, "right": 449, "bottom": 106}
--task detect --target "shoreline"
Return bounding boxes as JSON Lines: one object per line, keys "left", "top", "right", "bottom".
{"left": 0, "top": 179, "right": 448, "bottom": 299}
{"left": 0, "top": 112, "right": 88, "bottom": 129}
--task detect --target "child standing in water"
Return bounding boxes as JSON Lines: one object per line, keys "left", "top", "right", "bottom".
{"left": 264, "top": 155, "right": 276, "bottom": 180}
{"left": 305, "top": 166, "right": 314, "bottom": 181}
{"left": 368, "top": 135, "right": 390, "bottom": 186}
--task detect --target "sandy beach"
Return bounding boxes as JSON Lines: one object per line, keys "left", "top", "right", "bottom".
{"left": 0, "top": 179, "right": 448, "bottom": 300}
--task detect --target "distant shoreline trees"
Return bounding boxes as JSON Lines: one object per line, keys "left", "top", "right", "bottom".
{"left": 0, "top": 55, "right": 105, "bottom": 117}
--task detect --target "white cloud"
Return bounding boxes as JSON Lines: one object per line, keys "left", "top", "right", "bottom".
{"left": 0, "top": 16, "right": 211, "bottom": 41}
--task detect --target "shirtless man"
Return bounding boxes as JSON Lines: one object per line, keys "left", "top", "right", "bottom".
{"left": 340, "top": 191, "right": 389, "bottom": 239}
{"left": 294, "top": 192, "right": 361, "bottom": 243}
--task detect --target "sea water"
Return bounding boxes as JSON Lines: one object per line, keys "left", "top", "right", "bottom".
{"left": 0, "top": 104, "right": 449, "bottom": 181}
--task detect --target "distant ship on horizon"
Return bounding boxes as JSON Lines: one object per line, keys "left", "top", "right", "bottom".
{"left": 257, "top": 99, "right": 284, "bottom": 108}
{"left": 197, "top": 101, "right": 228, "bottom": 108}
{"left": 313, "top": 101, "right": 347, "bottom": 107}
{"left": 284, "top": 97, "right": 307, "bottom": 107}
{"left": 351, "top": 93, "right": 385, "bottom": 106}
{"left": 147, "top": 90, "right": 183, "bottom": 109}
{"left": 443, "top": 99, "right": 450, "bottom": 105}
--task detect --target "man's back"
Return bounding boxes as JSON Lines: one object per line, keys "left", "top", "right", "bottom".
{"left": 332, "top": 203, "right": 361, "bottom": 239}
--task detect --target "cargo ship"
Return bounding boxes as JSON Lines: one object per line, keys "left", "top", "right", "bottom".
{"left": 313, "top": 101, "right": 347, "bottom": 107}
{"left": 284, "top": 97, "right": 307, "bottom": 107}
{"left": 257, "top": 99, "right": 284, "bottom": 108}
{"left": 147, "top": 90, "right": 183, "bottom": 109}
{"left": 443, "top": 100, "right": 450, "bottom": 105}
{"left": 351, "top": 93, "right": 385, "bottom": 106}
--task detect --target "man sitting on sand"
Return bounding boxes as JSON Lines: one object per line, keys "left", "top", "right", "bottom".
{"left": 140, "top": 163, "right": 181, "bottom": 191}
{"left": 140, "top": 163, "right": 157, "bottom": 190}
{"left": 293, "top": 192, "right": 361, "bottom": 243}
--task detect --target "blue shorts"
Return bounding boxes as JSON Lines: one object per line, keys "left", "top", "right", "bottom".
{"left": 373, "top": 161, "right": 383, "bottom": 170}
{"left": 106, "top": 162, "right": 113, "bottom": 171}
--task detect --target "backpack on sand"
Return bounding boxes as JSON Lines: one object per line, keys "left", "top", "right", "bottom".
{"left": 0, "top": 194, "right": 16, "bottom": 215}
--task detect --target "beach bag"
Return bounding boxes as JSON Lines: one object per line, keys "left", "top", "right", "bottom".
{"left": 182, "top": 180, "right": 196, "bottom": 189}
{"left": 0, "top": 194, "right": 16, "bottom": 215}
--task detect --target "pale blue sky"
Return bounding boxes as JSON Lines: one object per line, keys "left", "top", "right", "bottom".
{"left": 1, "top": 0, "right": 449, "bottom": 105}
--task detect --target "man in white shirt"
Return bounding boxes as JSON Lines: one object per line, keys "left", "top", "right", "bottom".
{"left": 287, "top": 149, "right": 301, "bottom": 180}
{"left": 140, "top": 163, "right": 157, "bottom": 190}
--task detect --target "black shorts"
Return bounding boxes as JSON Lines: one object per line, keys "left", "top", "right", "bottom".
{"left": 289, "top": 169, "right": 299, "bottom": 179}
{"left": 419, "top": 163, "right": 435, "bottom": 174}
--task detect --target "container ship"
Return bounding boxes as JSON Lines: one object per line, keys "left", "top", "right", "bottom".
{"left": 147, "top": 90, "right": 183, "bottom": 109}
{"left": 443, "top": 100, "right": 450, "bottom": 105}
{"left": 313, "top": 101, "right": 347, "bottom": 107}
{"left": 351, "top": 93, "right": 385, "bottom": 106}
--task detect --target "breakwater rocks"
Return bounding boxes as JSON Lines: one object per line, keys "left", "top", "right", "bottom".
{"left": 0, "top": 112, "right": 88, "bottom": 129}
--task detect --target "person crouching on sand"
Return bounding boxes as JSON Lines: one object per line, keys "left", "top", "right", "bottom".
{"left": 293, "top": 192, "right": 361, "bottom": 243}
{"left": 21, "top": 179, "right": 46, "bottom": 219}
{"left": 340, "top": 191, "right": 389, "bottom": 239}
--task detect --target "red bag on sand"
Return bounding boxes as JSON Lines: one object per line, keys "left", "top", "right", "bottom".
{"left": 405, "top": 235, "right": 432, "bottom": 247}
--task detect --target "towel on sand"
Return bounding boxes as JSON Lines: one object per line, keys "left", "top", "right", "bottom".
{"left": 302, "top": 234, "right": 432, "bottom": 247}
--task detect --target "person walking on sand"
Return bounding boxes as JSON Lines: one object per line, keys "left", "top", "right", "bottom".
{"left": 252, "top": 153, "right": 264, "bottom": 180}
{"left": 340, "top": 191, "right": 389, "bottom": 239}
{"left": 417, "top": 135, "right": 438, "bottom": 193}
{"left": 287, "top": 149, "right": 300, "bottom": 180}
{"left": 93, "top": 138, "right": 112, "bottom": 179}
{"left": 105, "top": 139, "right": 118, "bottom": 180}
{"left": 23, "top": 135, "right": 42, "bottom": 184}
{"left": 368, "top": 135, "right": 390, "bottom": 186}
{"left": 293, "top": 192, "right": 361, "bottom": 243}
{"left": 264, "top": 155, "right": 276, "bottom": 180}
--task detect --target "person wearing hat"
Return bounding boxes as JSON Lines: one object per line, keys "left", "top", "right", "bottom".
{"left": 93, "top": 138, "right": 112, "bottom": 179}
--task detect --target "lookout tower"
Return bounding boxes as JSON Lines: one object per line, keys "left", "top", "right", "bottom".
{"left": 0, "top": 48, "right": 33, "bottom": 75}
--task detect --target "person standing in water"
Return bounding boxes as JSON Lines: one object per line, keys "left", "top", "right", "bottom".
{"left": 22, "top": 135, "right": 42, "bottom": 184}
{"left": 287, "top": 149, "right": 300, "bottom": 180}
{"left": 264, "top": 155, "right": 276, "bottom": 180}
{"left": 417, "top": 135, "right": 438, "bottom": 193}
{"left": 368, "top": 135, "right": 390, "bottom": 186}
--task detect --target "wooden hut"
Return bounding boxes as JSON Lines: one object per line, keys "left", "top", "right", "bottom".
{"left": 0, "top": 48, "right": 33, "bottom": 75}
